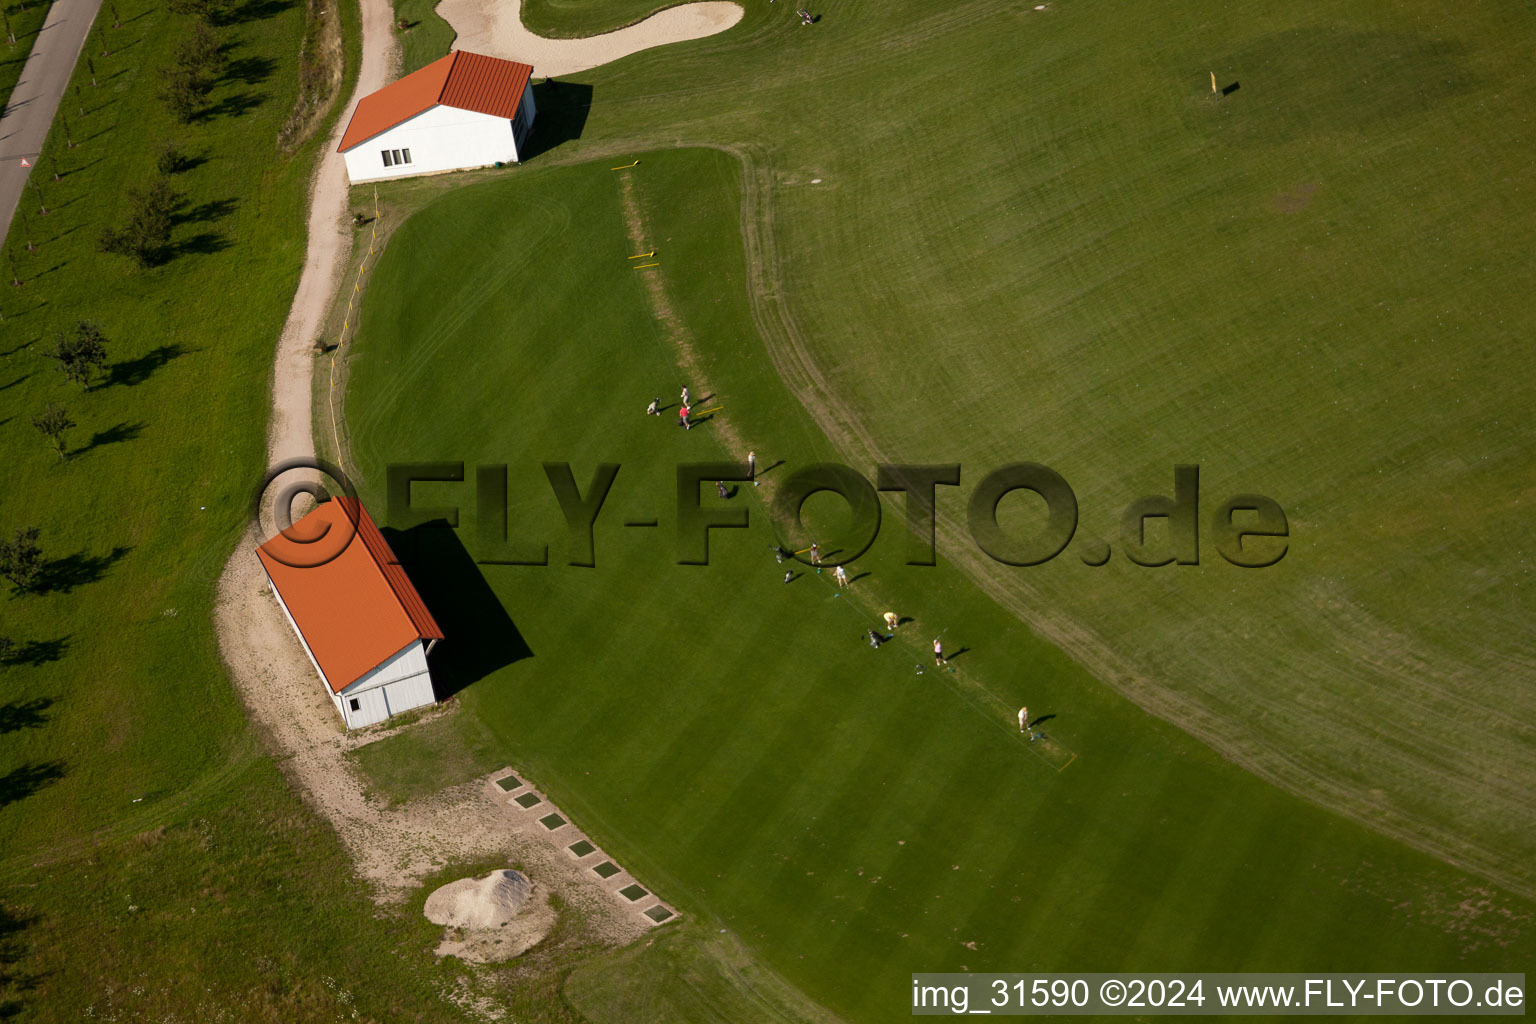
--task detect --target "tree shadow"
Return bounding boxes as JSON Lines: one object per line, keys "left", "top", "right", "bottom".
{"left": 104, "top": 344, "right": 187, "bottom": 388}
{"left": 0, "top": 373, "right": 29, "bottom": 392}
{"left": 213, "top": 0, "right": 296, "bottom": 25}
{"left": 0, "top": 636, "right": 69, "bottom": 667}
{"left": 0, "top": 761, "right": 65, "bottom": 808}
{"left": 33, "top": 546, "right": 131, "bottom": 595}
{"left": 0, "top": 900, "right": 41, "bottom": 1019}
{"left": 194, "top": 90, "right": 266, "bottom": 121}
{"left": 0, "top": 698, "right": 53, "bottom": 735}
{"left": 80, "top": 421, "right": 144, "bottom": 454}
{"left": 222, "top": 55, "right": 276, "bottom": 85}
{"left": 173, "top": 196, "right": 238, "bottom": 225}
{"left": 521, "top": 80, "right": 591, "bottom": 161}
{"left": 163, "top": 152, "right": 207, "bottom": 175}
{"left": 168, "top": 232, "right": 231, "bottom": 258}
{"left": 382, "top": 521, "right": 532, "bottom": 701}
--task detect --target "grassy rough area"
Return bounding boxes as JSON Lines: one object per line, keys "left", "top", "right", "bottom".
{"left": 518, "top": 0, "right": 679, "bottom": 39}
{"left": 343, "top": 147, "right": 1534, "bottom": 1022}
{"left": 391, "top": 0, "right": 455, "bottom": 74}
{"left": 0, "top": 0, "right": 477, "bottom": 1018}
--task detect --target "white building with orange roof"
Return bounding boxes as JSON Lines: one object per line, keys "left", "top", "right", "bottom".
{"left": 257, "top": 497, "right": 444, "bottom": 729}
{"left": 338, "top": 50, "right": 537, "bottom": 184}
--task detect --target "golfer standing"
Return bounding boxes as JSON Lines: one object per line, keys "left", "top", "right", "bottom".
{"left": 933, "top": 638, "right": 946, "bottom": 667}
{"left": 679, "top": 404, "right": 691, "bottom": 430}
{"left": 809, "top": 541, "right": 820, "bottom": 565}
{"left": 1018, "top": 706, "right": 1029, "bottom": 734}
{"left": 833, "top": 565, "right": 849, "bottom": 588}
{"left": 748, "top": 450, "right": 757, "bottom": 486}
{"left": 681, "top": 385, "right": 690, "bottom": 406}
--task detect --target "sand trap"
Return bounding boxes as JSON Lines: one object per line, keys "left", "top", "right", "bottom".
{"left": 425, "top": 869, "right": 557, "bottom": 962}
{"left": 439, "top": 0, "right": 743, "bottom": 77}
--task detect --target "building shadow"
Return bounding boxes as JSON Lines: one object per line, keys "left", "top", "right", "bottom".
{"left": 382, "top": 521, "right": 532, "bottom": 701}
{"left": 521, "top": 80, "right": 592, "bottom": 161}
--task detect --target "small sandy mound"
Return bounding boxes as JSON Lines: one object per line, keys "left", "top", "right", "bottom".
{"left": 424, "top": 869, "right": 557, "bottom": 963}
{"left": 425, "top": 869, "right": 533, "bottom": 928}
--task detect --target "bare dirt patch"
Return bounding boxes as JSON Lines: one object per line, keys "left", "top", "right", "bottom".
{"left": 1274, "top": 181, "right": 1320, "bottom": 213}
{"left": 425, "top": 869, "right": 559, "bottom": 963}
{"left": 440, "top": 0, "right": 742, "bottom": 77}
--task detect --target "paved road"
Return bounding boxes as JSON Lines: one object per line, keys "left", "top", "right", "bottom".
{"left": 0, "top": 0, "right": 104, "bottom": 251}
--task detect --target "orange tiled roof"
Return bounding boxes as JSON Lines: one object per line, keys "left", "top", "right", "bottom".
{"left": 257, "top": 497, "right": 443, "bottom": 692}
{"left": 338, "top": 50, "right": 534, "bottom": 152}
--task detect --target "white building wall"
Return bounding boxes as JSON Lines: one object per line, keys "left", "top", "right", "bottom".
{"left": 343, "top": 104, "right": 521, "bottom": 184}
{"left": 338, "top": 641, "right": 437, "bottom": 728}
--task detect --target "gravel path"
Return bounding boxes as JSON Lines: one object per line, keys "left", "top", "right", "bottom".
{"left": 440, "top": 0, "right": 742, "bottom": 76}
{"left": 211, "top": 0, "right": 729, "bottom": 946}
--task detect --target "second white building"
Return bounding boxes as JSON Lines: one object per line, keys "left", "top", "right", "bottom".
{"left": 339, "top": 49, "right": 537, "bottom": 184}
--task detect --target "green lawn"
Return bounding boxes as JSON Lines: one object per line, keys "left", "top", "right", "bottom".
{"left": 343, "top": 147, "right": 1534, "bottom": 1022}
{"left": 0, "top": 0, "right": 483, "bottom": 1018}
{"left": 441, "top": 0, "right": 1535, "bottom": 898}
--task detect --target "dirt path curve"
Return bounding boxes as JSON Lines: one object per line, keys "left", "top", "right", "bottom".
{"left": 265, "top": 0, "right": 395, "bottom": 467}
{"left": 212, "top": 0, "right": 739, "bottom": 946}
{"left": 440, "top": 0, "right": 742, "bottom": 76}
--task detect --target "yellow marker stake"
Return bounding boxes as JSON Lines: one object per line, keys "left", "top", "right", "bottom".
{"left": 610, "top": 160, "right": 640, "bottom": 170}
{"left": 1210, "top": 71, "right": 1218, "bottom": 96}
{"left": 632, "top": 262, "right": 660, "bottom": 269}
{"left": 696, "top": 405, "right": 723, "bottom": 414}
{"left": 627, "top": 251, "right": 656, "bottom": 260}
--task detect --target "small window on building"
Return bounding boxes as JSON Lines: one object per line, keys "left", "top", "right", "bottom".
{"left": 392, "top": 150, "right": 403, "bottom": 165}
{"left": 400, "top": 148, "right": 412, "bottom": 164}
{"left": 382, "top": 150, "right": 393, "bottom": 168}
{"left": 349, "top": 697, "right": 360, "bottom": 712}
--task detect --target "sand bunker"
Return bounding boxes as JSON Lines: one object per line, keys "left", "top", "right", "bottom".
{"left": 439, "top": 0, "right": 743, "bottom": 77}
{"left": 424, "top": 869, "right": 557, "bottom": 962}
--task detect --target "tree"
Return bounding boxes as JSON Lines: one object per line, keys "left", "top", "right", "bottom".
{"left": 156, "top": 141, "right": 189, "bottom": 175}
{"left": 0, "top": 527, "right": 44, "bottom": 593}
{"left": 48, "top": 321, "right": 108, "bottom": 387}
{"left": 175, "top": 21, "right": 223, "bottom": 77}
{"left": 0, "top": 634, "right": 13, "bottom": 666}
{"left": 31, "top": 404, "right": 74, "bottom": 459}
{"left": 168, "top": 0, "right": 217, "bottom": 20}
{"left": 158, "top": 67, "right": 209, "bottom": 123}
{"left": 98, "top": 179, "right": 178, "bottom": 266}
